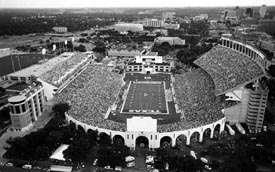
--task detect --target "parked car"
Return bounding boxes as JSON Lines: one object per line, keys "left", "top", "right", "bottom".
{"left": 22, "top": 164, "right": 32, "bottom": 169}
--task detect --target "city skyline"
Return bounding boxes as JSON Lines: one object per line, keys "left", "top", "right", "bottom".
{"left": 0, "top": 0, "right": 275, "bottom": 8}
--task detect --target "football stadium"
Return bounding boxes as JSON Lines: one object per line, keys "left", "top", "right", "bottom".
{"left": 54, "top": 37, "right": 269, "bottom": 150}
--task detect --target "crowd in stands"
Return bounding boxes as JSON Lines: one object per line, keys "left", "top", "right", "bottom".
{"left": 158, "top": 68, "right": 224, "bottom": 132}
{"left": 56, "top": 64, "right": 126, "bottom": 131}
{"left": 124, "top": 73, "right": 171, "bottom": 89}
{"left": 41, "top": 53, "right": 90, "bottom": 86}
{"left": 55, "top": 64, "right": 226, "bottom": 133}
{"left": 195, "top": 45, "right": 264, "bottom": 95}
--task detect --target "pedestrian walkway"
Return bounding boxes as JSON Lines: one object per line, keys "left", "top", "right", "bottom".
{"left": 134, "top": 147, "right": 148, "bottom": 170}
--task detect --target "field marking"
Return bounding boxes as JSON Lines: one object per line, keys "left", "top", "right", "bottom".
{"left": 121, "top": 81, "right": 168, "bottom": 115}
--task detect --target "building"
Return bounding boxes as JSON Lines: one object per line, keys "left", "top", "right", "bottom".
{"left": 193, "top": 14, "right": 209, "bottom": 21}
{"left": 126, "top": 56, "right": 171, "bottom": 73}
{"left": 52, "top": 27, "right": 68, "bottom": 33}
{"left": 107, "top": 49, "right": 144, "bottom": 58}
{"left": 245, "top": 81, "right": 268, "bottom": 133}
{"left": 0, "top": 77, "right": 45, "bottom": 132}
{"left": 0, "top": 48, "right": 11, "bottom": 58}
{"left": 49, "top": 165, "right": 72, "bottom": 172}
{"left": 142, "top": 19, "right": 164, "bottom": 28}
{"left": 6, "top": 52, "right": 91, "bottom": 100}
{"left": 259, "top": 39, "right": 275, "bottom": 59}
{"left": 162, "top": 12, "right": 176, "bottom": 21}
{"left": 219, "top": 37, "right": 270, "bottom": 133}
{"left": 234, "top": 30, "right": 271, "bottom": 44}
{"left": 222, "top": 10, "right": 239, "bottom": 24}
{"left": 179, "top": 16, "right": 191, "bottom": 24}
{"left": 162, "top": 23, "right": 180, "bottom": 30}
{"left": 259, "top": 5, "right": 267, "bottom": 18}
{"left": 154, "top": 37, "right": 185, "bottom": 46}
{"left": 113, "top": 23, "right": 144, "bottom": 33}
{"left": 153, "top": 29, "right": 168, "bottom": 36}
{"left": 138, "top": 18, "right": 180, "bottom": 30}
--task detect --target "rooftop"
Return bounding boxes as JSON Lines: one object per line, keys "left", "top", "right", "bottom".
{"left": 8, "top": 95, "right": 26, "bottom": 103}
{"left": 49, "top": 144, "right": 69, "bottom": 161}
{"left": 6, "top": 82, "right": 29, "bottom": 91}
{"left": 8, "top": 52, "right": 74, "bottom": 78}
{"left": 0, "top": 80, "right": 42, "bottom": 106}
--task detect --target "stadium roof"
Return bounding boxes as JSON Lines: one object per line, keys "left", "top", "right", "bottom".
{"left": 195, "top": 45, "right": 265, "bottom": 95}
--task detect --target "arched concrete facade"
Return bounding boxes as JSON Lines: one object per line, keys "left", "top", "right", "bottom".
{"left": 220, "top": 37, "right": 270, "bottom": 71}
{"left": 154, "top": 37, "right": 185, "bottom": 47}
{"left": 66, "top": 113, "right": 226, "bottom": 150}
{"left": 113, "top": 135, "right": 125, "bottom": 145}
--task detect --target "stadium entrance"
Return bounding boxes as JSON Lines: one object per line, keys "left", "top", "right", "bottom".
{"left": 144, "top": 66, "right": 154, "bottom": 74}
{"left": 135, "top": 136, "right": 149, "bottom": 148}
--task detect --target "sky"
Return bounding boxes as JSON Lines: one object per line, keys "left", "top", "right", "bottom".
{"left": 0, "top": 0, "right": 274, "bottom": 8}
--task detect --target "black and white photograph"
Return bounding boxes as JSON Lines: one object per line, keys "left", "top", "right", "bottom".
{"left": 0, "top": 0, "right": 275, "bottom": 171}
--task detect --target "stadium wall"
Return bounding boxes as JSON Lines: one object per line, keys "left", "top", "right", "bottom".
{"left": 224, "top": 88, "right": 250, "bottom": 124}
{"left": 220, "top": 37, "right": 271, "bottom": 71}
{"left": 66, "top": 113, "right": 226, "bottom": 150}
{"left": 220, "top": 37, "right": 269, "bottom": 133}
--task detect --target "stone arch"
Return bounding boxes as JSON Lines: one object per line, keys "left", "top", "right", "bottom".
{"left": 113, "top": 135, "right": 125, "bottom": 145}
{"left": 160, "top": 136, "right": 172, "bottom": 148}
{"left": 69, "top": 121, "right": 76, "bottom": 130}
{"left": 203, "top": 128, "right": 212, "bottom": 140}
{"left": 98, "top": 132, "right": 112, "bottom": 145}
{"left": 77, "top": 124, "right": 86, "bottom": 135}
{"left": 175, "top": 134, "right": 187, "bottom": 148}
{"left": 160, "top": 41, "right": 172, "bottom": 47}
{"left": 99, "top": 131, "right": 109, "bottom": 137}
{"left": 213, "top": 124, "right": 221, "bottom": 139}
{"left": 135, "top": 136, "right": 149, "bottom": 148}
{"left": 190, "top": 131, "right": 200, "bottom": 144}
{"left": 87, "top": 128, "right": 98, "bottom": 137}
{"left": 87, "top": 128, "right": 94, "bottom": 133}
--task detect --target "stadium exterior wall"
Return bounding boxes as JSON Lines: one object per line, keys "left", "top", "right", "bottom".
{"left": 65, "top": 113, "right": 226, "bottom": 150}
{"left": 220, "top": 37, "right": 270, "bottom": 71}
{"left": 220, "top": 37, "right": 269, "bottom": 133}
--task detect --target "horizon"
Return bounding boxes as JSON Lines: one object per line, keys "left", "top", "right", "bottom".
{"left": 0, "top": 0, "right": 274, "bottom": 9}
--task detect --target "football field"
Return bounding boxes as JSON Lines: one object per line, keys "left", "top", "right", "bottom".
{"left": 122, "top": 81, "right": 167, "bottom": 114}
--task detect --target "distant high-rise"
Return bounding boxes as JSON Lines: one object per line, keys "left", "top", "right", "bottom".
{"left": 162, "top": 12, "right": 176, "bottom": 21}
{"left": 259, "top": 5, "right": 267, "bottom": 18}
{"left": 245, "top": 8, "right": 254, "bottom": 18}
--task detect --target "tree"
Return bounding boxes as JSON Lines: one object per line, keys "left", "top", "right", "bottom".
{"left": 0, "top": 107, "right": 10, "bottom": 121}
{"left": 63, "top": 137, "right": 91, "bottom": 163}
{"left": 0, "top": 87, "right": 5, "bottom": 94}
{"left": 35, "top": 145, "right": 51, "bottom": 160}
{"left": 176, "top": 49, "right": 196, "bottom": 65}
{"left": 93, "top": 41, "right": 106, "bottom": 54}
{"left": 151, "top": 42, "right": 172, "bottom": 56}
{"left": 76, "top": 44, "right": 87, "bottom": 52}
{"left": 87, "top": 129, "right": 98, "bottom": 146}
{"left": 52, "top": 102, "right": 71, "bottom": 119}
{"left": 46, "top": 130, "right": 64, "bottom": 147}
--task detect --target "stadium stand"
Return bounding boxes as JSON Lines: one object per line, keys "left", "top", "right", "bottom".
{"left": 56, "top": 64, "right": 126, "bottom": 131}
{"left": 194, "top": 45, "right": 264, "bottom": 95}
{"left": 40, "top": 53, "right": 89, "bottom": 86}
{"left": 157, "top": 68, "right": 224, "bottom": 132}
